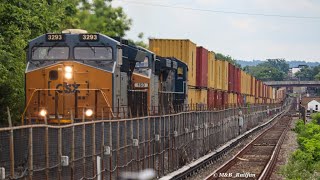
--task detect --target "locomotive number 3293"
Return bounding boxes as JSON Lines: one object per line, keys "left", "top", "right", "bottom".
{"left": 47, "top": 34, "right": 63, "bottom": 41}
{"left": 81, "top": 34, "right": 98, "bottom": 41}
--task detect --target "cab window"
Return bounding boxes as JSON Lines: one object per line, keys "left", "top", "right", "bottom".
{"left": 32, "top": 47, "right": 69, "bottom": 60}
{"left": 74, "top": 47, "right": 113, "bottom": 60}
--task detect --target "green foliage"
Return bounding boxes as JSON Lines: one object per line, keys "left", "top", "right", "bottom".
{"left": 76, "top": 0, "right": 147, "bottom": 47}
{"left": 0, "top": 0, "right": 144, "bottom": 125}
{"left": 295, "top": 65, "right": 320, "bottom": 81}
{"left": 77, "top": 0, "right": 131, "bottom": 37}
{"left": 266, "top": 59, "right": 289, "bottom": 73}
{"left": 244, "top": 59, "right": 289, "bottom": 81}
{"left": 0, "top": 0, "right": 78, "bottom": 125}
{"left": 280, "top": 117, "right": 320, "bottom": 179}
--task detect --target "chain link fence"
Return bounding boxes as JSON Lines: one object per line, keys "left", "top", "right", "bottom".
{"left": 0, "top": 104, "right": 285, "bottom": 180}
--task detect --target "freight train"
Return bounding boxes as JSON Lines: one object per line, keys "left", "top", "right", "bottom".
{"left": 22, "top": 29, "right": 285, "bottom": 124}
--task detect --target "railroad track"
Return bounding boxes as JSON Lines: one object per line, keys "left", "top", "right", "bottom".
{"left": 205, "top": 114, "right": 292, "bottom": 180}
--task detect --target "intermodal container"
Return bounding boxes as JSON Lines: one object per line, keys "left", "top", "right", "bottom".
{"left": 222, "top": 91, "right": 228, "bottom": 108}
{"left": 149, "top": 39, "right": 197, "bottom": 86}
{"left": 255, "top": 79, "right": 259, "bottom": 98}
{"left": 207, "top": 52, "right": 215, "bottom": 89}
{"left": 214, "top": 60, "right": 222, "bottom": 90}
{"left": 196, "top": 47, "right": 208, "bottom": 88}
{"left": 247, "top": 96, "right": 254, "bottom": 104}
{"left": 259, "top": 81, "right": 263, "bottom": 97}
{"left": 188, "top": 88, "right": 197, "bottom": 105}
{"left": 250, "top": 76, "right": 254, "bottom": 96}
{"left": 214, "top": 90, "right": 223, "bottom": 108}
{"left": 234, "top": 93, "right": 238, "bottom": 106}
{"left": 195, "top": 89, "right": 208, "bottom": 105}
{"left": 241, "top": 71, "right": 250, "bottom": 95}
{"left": 207, "top": 89, "right": 215, "bottom": 109}
{"left": 272, "top": 88, "right": 276, "bottom": 100}
{"left": 237, "top": 94, "right": 243, "bottom": 105}
{"left": 221, "top": 61, "right": 229, "bottom": 91}
{"left": 228, "top": 63, "right": 235, "bottom": 92}
{"left": 235, "top": 67, "right": 241, "bottom": 94}
{"left": 228, "top": 92, "right": 234, "bottom": 106}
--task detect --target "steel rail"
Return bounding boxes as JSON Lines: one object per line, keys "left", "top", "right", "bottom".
{"left": 205, "top": 110, "right": 292, "bottom": 180}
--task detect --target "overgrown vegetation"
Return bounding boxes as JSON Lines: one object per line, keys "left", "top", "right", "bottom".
{"left": 0, "top": 0, "right": 144, "bottom": 125}
{"left": 280, "top": 114, "right": 320, "bottom": 179}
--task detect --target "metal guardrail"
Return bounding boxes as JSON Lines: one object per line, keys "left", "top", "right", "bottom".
{"left": 265, "top": 80, "right": 320, "bottom": 87}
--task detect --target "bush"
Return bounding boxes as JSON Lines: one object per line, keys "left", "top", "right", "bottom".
{"left": 281, "top": 118, "right": 320, "bottom": 179}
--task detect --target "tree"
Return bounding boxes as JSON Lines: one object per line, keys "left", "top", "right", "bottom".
{"left": 0, "top": 0, "right": 78, "bottom": 125}
{"left": 295, "top": 65, "right": 320, "bottom": 81}
{"left": 77, "top": 0, "right": 132, "bottom": 37}
{"left": 244, "top": 59, "right": 289, "bottom": 81}
{"left": 245, "top": 65, "right": 285, "bottom": 81}
{"left": 266, "top": 59, "right": 289, "bottom": 73}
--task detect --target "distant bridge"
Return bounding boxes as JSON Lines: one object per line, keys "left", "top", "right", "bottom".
{"left": 265, "top": 81, "right": 320, "bottom": 87}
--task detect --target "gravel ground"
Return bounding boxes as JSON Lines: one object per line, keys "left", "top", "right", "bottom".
{"left": 186, "top": 114, "right": 282, "bottom": 180}
{"left": 269, "top": 117, "right": 299, "bottom": 180}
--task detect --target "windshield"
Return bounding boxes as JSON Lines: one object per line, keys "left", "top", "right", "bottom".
{"left": 74, "top": 47, "right": 113, "bottom": 60}
{"left": 134, "top": 68, "right": 151, "bottom": 77}
{"left": 136, "top": 57, "right": 149, "bottom": 68}
{"left": 32, "top": 47, "right": 69, "bottom": 60}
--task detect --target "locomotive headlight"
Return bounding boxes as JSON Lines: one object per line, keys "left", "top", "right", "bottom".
{"left": 64, "top": 66, "right": 73, "bottom": 79}
{"left": 65, "top": 66, "right": 73, "bottom": 73}
{"left": 85, "top": 109, "right": 93, "bottom": 117}
{"left": 39, "top": 109, "right": 47, "bottom": 117}
{"left": 65, "top": 72, "right": 72, "bottom": 79}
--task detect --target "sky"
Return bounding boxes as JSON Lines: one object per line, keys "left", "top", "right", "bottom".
{"left": 111, "top": 0, "right": 320, "bottom": 61}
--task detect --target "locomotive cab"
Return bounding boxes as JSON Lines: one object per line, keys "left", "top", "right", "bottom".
{"left": 156, "top": 56, "right": 178, "bottom": 114}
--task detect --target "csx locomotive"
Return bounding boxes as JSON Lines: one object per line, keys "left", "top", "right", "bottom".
{"left": 22, "top": 29, "right": 187, "bottom": 123}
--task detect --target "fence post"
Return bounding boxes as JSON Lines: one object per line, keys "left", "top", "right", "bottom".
{"left": 28, "top": 127, "right": 33, "bottom": 179}
{"left": 58, "top": 127, "right": 62, "bottom": 180}
{"left": 92, "top": 121, "right": 96, "bottom": 177}
{"left": 82, "top": 110, "right": 86, "bottom": 179}
{"left": 7, "top": 107, "right": 14, "bottom": 179}
{"left": 71, "top": 111, "right": 75, "bottom": 180}
{"left": 45, "top": 112, "right": 49, "bottom": 180}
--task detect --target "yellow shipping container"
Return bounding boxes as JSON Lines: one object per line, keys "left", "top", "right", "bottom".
{"left": 260, "top": 81, "right": 263, "bottom": 97}
{"left": 221, "top": 61, "right": 229, "bottom": 91}
{"left": 228, "top": 92, "right": 237, "bottom": 106}
{"left": 249, "top": 96, "right": 255, "bottom": 104}
{"left": 267, "top": 99, "right": 271, "bottom": 104}
{"left": 252, "top": 77, "right": 256, "bottom": 96}
{"left": 207, "top": 51, "right": 215, "bottom": 89}
{"left": 195, "top": 89, "right": 208, "bottom": 105}
{"left": 188, "top": 88, "right": 196, "bottom": 105}
{"left": 272, "top": 88, "right": 276, "bottom": 100}
{"left": 214, "top": 60, "right": 222, "bottom": 90}
{"left": 241, "top": 71, "right": 251, "bottom": 95}
{"left": 149, "top": 39, "right": 197, "bottom": 86}
{"left": 234, "top": 93, "right": 238, "bottom": 106}
{"left": 214, "top": 60, "right": 228, "bottom": 91}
